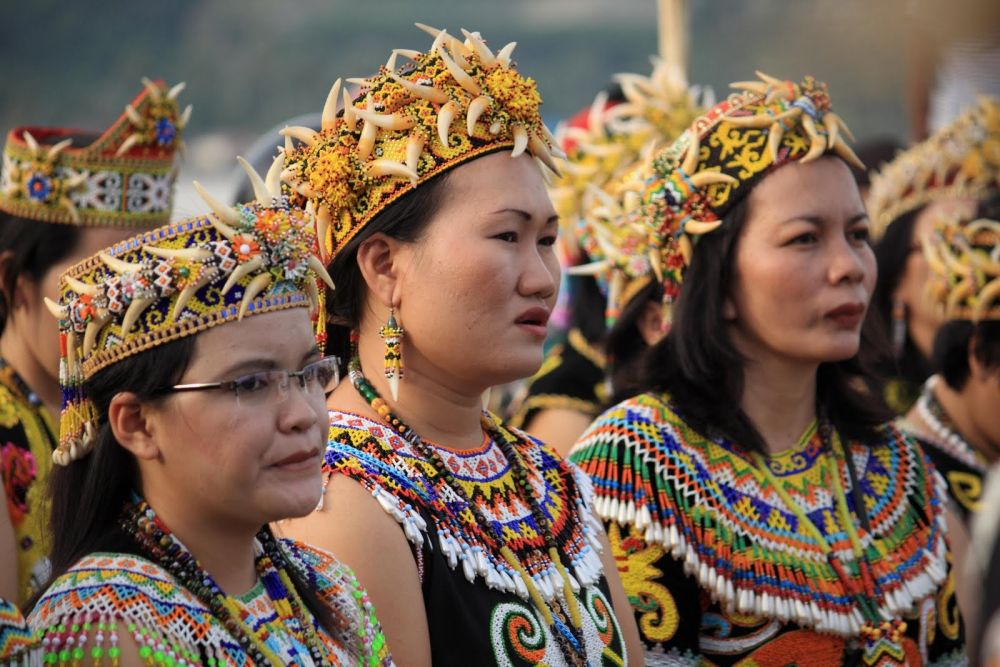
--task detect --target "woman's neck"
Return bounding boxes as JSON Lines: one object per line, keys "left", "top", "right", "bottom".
{"left": 332, "top": 328, "right": 487, "bottom": 450}
{"left": 142, "top": 487, "right": 259, "bottom": 595}
{"left": 0, "top": 328, "right": 60, "bottom": 417}
{"left": 740, "top": 355, "right": 818, "bottom": 456}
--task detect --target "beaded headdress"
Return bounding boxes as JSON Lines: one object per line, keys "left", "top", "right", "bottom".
{"left": 0, "top": 78, "right": 190, "bottom": 227}
{"left": 280, "top": 23, "right": 560, "bottom": 260}
{"left": 557, "top": 58, "right": 707, "bottom": 325}
{"left": 923, "top": 215, "right": 1000, "bottom": 322}
{"left": 621, "top": 71, "right": 860, "bottom": 302}
{"left": 868, "top": 96, "right": 1000, "bottom": 239}
{"left": 47, "top": 157, "right": 334, "bottom": 465}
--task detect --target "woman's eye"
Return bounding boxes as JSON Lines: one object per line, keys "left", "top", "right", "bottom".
{"left": 789, "top": 232, "right": 818, "bottom": 245}
{"left": 494, "top": 231, "right": 518, "bottom": 243}
{"left": 234, "top": 374, "right": 268, "bottom": 393}
{"left": 539, "top": 235, "right": 557, "bottom": 247}
{"left": 849, "top": 227, "right": 870, "bottom": 243}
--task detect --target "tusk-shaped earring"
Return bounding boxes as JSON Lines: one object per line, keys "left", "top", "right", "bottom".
{"left": 308, "top": 255, "right": 336, "bottom": 290}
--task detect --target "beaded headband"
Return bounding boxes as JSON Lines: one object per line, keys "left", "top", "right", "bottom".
{"left": 47, "top": 156, "right": 334, "bottom": 466}
{"left": 280, "top": 23, "right": 560, "bottom": 260}
{"left": 622, "top": 71, "right": 860, "bottom": 302}
{"left": 923, "top": 215, "right": 1000, "bottom": 322}
{"left": 868, "top": 96, "right": 1000, "bottom": 240}
{"left": 557, "top": 57, "right": 707, "bottom": 325}
{"left": 0, "top": 78, "right": 190, "bottom": 227}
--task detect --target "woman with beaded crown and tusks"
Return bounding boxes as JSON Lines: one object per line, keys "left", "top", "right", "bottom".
{"left": 273, "top": 23, "right": 643, "bottom": 667}
{"left": 866, "top": 96, "right": 1000, "bottom": 415}
{"left": 0, "top": 78, "right": 190, "bottom": 613}
{"left": 568, "top": 71, "right": 967, "bottom": 664}
{"left": 24, "top": 156, "right": 392, "bottom": 667}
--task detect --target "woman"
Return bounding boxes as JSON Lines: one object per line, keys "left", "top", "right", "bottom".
{"left": 276, "top": 25, "right": 643, "bottom": 666}
{"left": 899, "top": 215, "right": 1000, "bottom": 523}
{"left": 26, "top": 158, "right": 391, "bottom": 666}
{"left": 0, "top": 78, "right": 189, "bottom": 604}
{"left": 570, "top": 73, "right": 965, "bottom": 663}
{"left": 867, "top": 95, "right": 999, "bottom": 413}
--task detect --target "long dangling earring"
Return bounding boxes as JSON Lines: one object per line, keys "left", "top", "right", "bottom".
{"left": 891, "top": 299, "right": 907, "bottom": 360}
{"left": 379, "top": 307, "right": 404, "bottom": 401}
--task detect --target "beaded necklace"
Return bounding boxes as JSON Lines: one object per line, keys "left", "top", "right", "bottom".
{"left": 916, "top": 375, "right": 987, "bottom": 473}
{"left": 347, "top": 350, "right": 588, "bottom": 666}
{"left": 121, "top": 497, "right": 331, "bottom": 666}
{"left": 751, "top": 417, "right": 906, "bottom": 659}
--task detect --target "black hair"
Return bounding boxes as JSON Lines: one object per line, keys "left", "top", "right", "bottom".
{"left": 324, "top": 172, "right": 452, "bottom": 361}
{"left": 637, "top": 195, "right": 889, "bottom": 454}
{"left": 852, "top": 139, "right": 902, "bottom": 190}
{"left": 0, "top": 211, "right": 82, "bottom": 335}
{"left": 34, "top": 336, "right": 336, "bottom": 635}
{"left": 567, "top": 275, "right": 608, "bottom": 345}
{"left": 606, "top": 279, "right": 662, "bottom": 404}
{"left": 934, "top": 320, "right": 1000, "bottom": 390}
{"left": 868, "top": 206, "right": 934, "bottom": 389}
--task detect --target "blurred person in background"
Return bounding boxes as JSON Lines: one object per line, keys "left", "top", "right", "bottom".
{"left": 0, "top": 78, "right": 189, "bottom": 605}
{"left": 867, "top": 96, "right": 999, "bottom": 413}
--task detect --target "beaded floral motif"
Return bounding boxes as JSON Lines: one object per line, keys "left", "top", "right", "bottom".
{"left": 569, "top": 393, "right": 952, "bottom": 640}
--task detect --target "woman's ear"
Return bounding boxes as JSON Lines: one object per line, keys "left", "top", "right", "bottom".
{"left": 356, "top": 233, "right": 406, "bottom": 309}
{"left": 636, "top": 300, "right": 668, "bottom": 346}
{"left": 108, "top": 392, "right": 161, "bottom": 461}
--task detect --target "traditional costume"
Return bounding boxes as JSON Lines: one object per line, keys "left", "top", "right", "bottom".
{"left": 0, "top": 79, "right": 188, "bottom": 604}
{"left": 280, "top": 24, "right": 630, "bottom": 666}
{"left": 27, "top": 160, "right": 390, "bottom": 666}
{"left": 569, "top": 73, "right": 966, "bottom": 664}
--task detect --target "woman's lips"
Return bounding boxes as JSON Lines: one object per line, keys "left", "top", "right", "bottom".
{"left": 825, "top": 302, "right": 865, "bottom": 328}
{"left": 515, "top": 307, "right": 550, "bottom": 338}
{"left": 270, "top": 449, "right": 321, "bottom": 471}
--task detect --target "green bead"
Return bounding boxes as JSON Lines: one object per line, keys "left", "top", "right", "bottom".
{"left": 91, "top": 646, "right": 104, "bottom": 659}
{"left": 59, "top": 648, "right": 70, "bottom": 662}
{"left": 139, "top": 645, "right": 153, "bottom": 658}
{"left": 108, "top": 646, "right": 121, "bottom": 659}
{"left": 72, "top": 646, "right": 85, "bottom": 660}
{"left": 154, "top": 648, "right": 166, "bottom": 663}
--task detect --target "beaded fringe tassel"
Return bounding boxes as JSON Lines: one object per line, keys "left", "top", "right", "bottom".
{"left": 378, "top": 308, "right": 404, "bottom": 401}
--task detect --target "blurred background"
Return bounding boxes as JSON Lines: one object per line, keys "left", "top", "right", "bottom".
{"left": 1, "top": 0, "right": 990, "bottom": 215}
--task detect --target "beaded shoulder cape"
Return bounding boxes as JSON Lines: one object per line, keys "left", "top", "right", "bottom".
{"left": 324, "top": 409, "right": 628, "bottom": 666}
{"left": 569, "top": 392, "right": 965, "bottom": 665}
{"left": 0, "top": 358, "right": 57, "bottom": 604}
{"left": 28, "top": 540, "right": 387, "bottom": 666}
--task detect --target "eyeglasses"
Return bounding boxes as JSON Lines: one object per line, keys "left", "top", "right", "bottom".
{"left": 168, "top": 357, "right": 340, "bottom": 406}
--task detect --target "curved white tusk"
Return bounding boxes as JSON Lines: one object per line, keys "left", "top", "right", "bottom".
{"left": 649, "top": 249, "right": 664, "bottom": 283}
{"left": 357, "top": 117, "right": 378, "bottom": 161}
{"left": 393, "top": 48, "right": 423, "bottom": 61}
{"left": 368, "top": 159, "right": 419, "bottom": 183}
{"left": 144, "top": 246, "right": 213, "bottom": 262}
{"left": 829, "top": 112, "right": 856, "bottom": 143}
{"left": 308, "top": 255, "right": 336, "bottom": 290}
{"left": 238, "top": 273, "right": 273, "bottom": 320}
{"left": 222, "top": 255, "right": 265, "bottom": 295}
{"left": 194, "top": 180, "right": 241, "bottom": 227}
{"left": 681, "top": 134, "right": 701, "bottom": 174}
{"left": 767, "top": 121, "right": 784, "bottom": 162}
{"left": 59, "top": 196, "right": 81, "bottom": 224}
{"left": 44, "top": 297, "right": 69, "bottom": 320}
{"left": 974, "top": 278, "right": 1000, "bottom": 321}
{"left": 496, "top": 42, "right": 517, "bottom": 68}
{"left": 437, "top": 100, "right": 459, "bottom": 145}
{"left": 82, "top": 313, "right": 111, "bottom": 358}
{"left": 684, "top": 219, "right": 723, "bottom": 235}
{"left": 237, "top": 156, "right": 270, "bottom": 206}
{"left": 114, "top": 134, "right": 141, "bottom": 157}
{"left": 511, "top": 125, "right": 529, "bottom": 158}
{"left": 460, "top": 28, "right": 496, "bottom": 67}
{"left": 354, "top": 108, "right": 416, "bottom": 131}
{"left": 729, "top": 81, "right": 770, "bottom": 96}
{"left": 823, "top": 113, "right": 840, "bottom": 150}
{"left": 179, "top": 105, "right": 193, "bottom": 129}
{"left": 279, "top": 126, "right": 319, "bottom": 148}
{"left": 167, "top": 81, "right": 186, "bottom": 101}
{"left": 800, "top": 116, "right": 826, "bottom": 163}
{"left": 406, "top": 132, "right": 426, "bottom": 176}
{"left": 264, "top": 154, "right": 283, "bottom": 200}
{"left": 437, "top": 44, "right": 481, "bottom": 96}
{"left": 141, "top": 77, "right": 162, "bottom": 99}
{"left": 528, "top": 134, "right": 560, "bottom": 175}
{"left": 171, "top": 268, "right": 217, "bottom": 320}
{"left": 342, "top": 90, "right": 358, "bottom": 131}
{"left": 566, "top": 260, "right": 611, "bottom": 276}
{"left": 831, "top": 137, "right": 865, "bottom": 171}
{"left": 315, "top": 206, "right": 332, "bottom": 263}
{"left": 388, "top": 72, "right": 450, "bottom": 104}
{"left": 466, "top": 95, "right": 492, "bottom": 135}
{"left": 22, "top": 131, "right": 39, "bottom": 155}
{"left": 98, "top": 251, "right": 143, "bottom": 275}
{"left": 124, "top": 104, "right": 143, "bottom": 127}
{"left": 678, "top": 234, "right": 694, "bottom": 265}
{"left": 321, "top": 79, "right": 343, "bottom": 132}
{"left": 689, "top": 171, "right": 739, "bottom": 188}
{"left": 120, "top": 297, "right": 155, "bottom": 336}
{"left": 722, "top": 114, "right": 774, "bottom": 129}
{"left": 46, "top": 138, "right": 74, "bottom": 164}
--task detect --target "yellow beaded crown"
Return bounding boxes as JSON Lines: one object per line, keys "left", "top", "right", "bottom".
{"left": 280, "top": 23, "right": 560, "bottom": 260}
{"left": 923, "top": 215, "right": 1000, "bottom": 322}
{"left": 48, "top": 157, "right": 333, "bottom": 466}
{"left": 868, "top": 96, "right": 1000, "bottom": 240}
{"left": 0, "top": 78, "right": 190, "bottom": 227}
{"left": 628, "top": 71, "right": 860, "bottom": 302}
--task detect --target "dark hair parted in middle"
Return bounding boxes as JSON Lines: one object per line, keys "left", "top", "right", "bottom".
{"left": 636, "top": 197, "right": 890, "bottom": 455}
{"left": 933, "top": 320, "right": 1000, "bottom": 390}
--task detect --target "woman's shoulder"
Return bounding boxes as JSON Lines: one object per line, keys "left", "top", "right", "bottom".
{"left": 29, "top": 552, "right": 223, "bottom": 641}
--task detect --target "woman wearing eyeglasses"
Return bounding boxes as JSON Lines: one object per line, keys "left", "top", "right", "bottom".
{"left": 25, "top": 158, "right": 392, "bottom": 666}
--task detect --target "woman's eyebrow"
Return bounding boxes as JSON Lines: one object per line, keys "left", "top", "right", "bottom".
{"left": 491, "top": 207, "right": 559, "bottom": 225}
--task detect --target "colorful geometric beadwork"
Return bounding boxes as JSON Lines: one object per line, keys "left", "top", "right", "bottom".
{"left": 0, "top": 78, "right": 189, "bottom": 227}
{"left": 0, "top": 598, "right": 39, "bottom": 665}
{"left": 48, "top": 157, "right": 333, "bottom": 466}
{"left": 280, "top": 24, "right": 560, "bottom": 260}
{"left": 868, "top": 95, "right": 1000, "bottom": 239}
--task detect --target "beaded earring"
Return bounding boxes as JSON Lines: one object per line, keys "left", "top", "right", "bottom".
{"left": 379, "top": 307, "right": 404, "bottom": 401}
{"left": 891, "top": 299, "right": 907, "bottom": 359}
